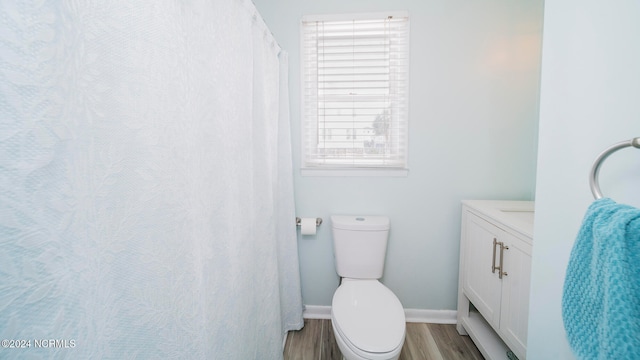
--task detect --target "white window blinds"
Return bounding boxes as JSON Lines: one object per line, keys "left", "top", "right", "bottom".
{"left": 301, "top": 12, "right": 410, "bottom": 170}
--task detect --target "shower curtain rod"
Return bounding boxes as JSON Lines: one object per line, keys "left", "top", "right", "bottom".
{"left": 589, "top": 137, "right": 640, "bottom": 199}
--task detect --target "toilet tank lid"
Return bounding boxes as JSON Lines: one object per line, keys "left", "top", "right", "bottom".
{"left": 331, "top": 216, "right": 390, "bottom": 231}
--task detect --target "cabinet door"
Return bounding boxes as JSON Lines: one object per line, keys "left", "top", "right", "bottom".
{"left": 463, "top": 212, "right": 503, "bottom": 329}
{"left": 499, "top": 233, "right": 532, "bottom": 360}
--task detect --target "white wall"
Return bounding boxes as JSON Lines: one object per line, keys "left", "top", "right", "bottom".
{"left": 529, "top": 1, "right": 640, "bottom": 358}
{"left": 254, "top": 0, "right": 543, "bottom": 310}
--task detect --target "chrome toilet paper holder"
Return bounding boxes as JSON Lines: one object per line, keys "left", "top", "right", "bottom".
{"left": 295, "top": 217, "right": 323, "bottom": 226}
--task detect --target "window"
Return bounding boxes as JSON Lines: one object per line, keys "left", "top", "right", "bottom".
{"left": 301, "top": 12, "right": 410, "bottom": 175}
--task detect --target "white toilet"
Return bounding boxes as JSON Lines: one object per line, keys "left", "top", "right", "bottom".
{"left": 330, "top": 215, "right": 406, "bottom": 360}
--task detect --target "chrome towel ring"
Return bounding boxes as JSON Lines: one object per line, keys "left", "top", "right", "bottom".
{"left": 589, "top": 137, "right": 640, "bottom": 199}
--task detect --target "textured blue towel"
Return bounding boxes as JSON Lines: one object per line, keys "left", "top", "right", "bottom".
{"left": 562, "top": 198, "right": 640, "bottom": 359}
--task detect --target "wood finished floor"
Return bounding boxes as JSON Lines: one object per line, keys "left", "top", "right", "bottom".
{"left": 284, "top": 319, "right": 484, "bottom": 360}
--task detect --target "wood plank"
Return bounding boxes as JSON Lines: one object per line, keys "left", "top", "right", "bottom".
{"left": 428, "top": 323, "right": 484, "bottom": 360}
{"left": 399, "top": 323, "right": 444, "bottom": 360}
{"left": 284, "top": 318, "right": 323, "bottom": 360}
{"left": 321, "top": 319, "right": 342, "bottom": 360}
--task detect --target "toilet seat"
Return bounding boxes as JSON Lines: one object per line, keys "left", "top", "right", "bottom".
{"left": 331, "top": 279, "right": 405, "bottom": 359}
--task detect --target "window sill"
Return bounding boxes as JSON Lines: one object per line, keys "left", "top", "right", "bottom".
{"left": 300, "top": 168, "right": 409, "bottom": 177}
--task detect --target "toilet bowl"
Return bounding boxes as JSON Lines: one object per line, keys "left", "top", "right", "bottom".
{"left": 331, "top": 279, "right": 406, "bottom": 360}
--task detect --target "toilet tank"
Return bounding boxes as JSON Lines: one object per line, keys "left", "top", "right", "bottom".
{"left": 331, "top": 216, "right": 390, "bottom": 279}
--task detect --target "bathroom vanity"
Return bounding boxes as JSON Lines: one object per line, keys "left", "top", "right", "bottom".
{"left": 457, "top": 200, "right": 534, "bottom": 360}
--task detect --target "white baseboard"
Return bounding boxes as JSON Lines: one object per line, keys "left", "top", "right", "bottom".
{"left": 404, "top": 308, "right": 457, "bottom": 324}
{"left": 303, "top": 305, "right": 457, "bottom": 324}
{"left": 303, "top": 305, "right": 332, "bottom": 319}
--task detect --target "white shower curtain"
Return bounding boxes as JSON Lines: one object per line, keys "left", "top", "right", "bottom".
{"left": 0, "top": 0, "right": 303, "bottom": 359}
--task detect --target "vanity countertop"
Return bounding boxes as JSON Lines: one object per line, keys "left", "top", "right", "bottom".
{"left": 462, "top": 200, "right": 535, "bottom": 239}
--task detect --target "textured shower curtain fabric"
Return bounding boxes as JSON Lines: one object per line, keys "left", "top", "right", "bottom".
{"left": 0, "top": 1, "right": 302, "bottom": 359}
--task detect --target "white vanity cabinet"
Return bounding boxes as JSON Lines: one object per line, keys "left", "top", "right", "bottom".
{"left": 456, "top": 200, "right": 534, "bottom": 360}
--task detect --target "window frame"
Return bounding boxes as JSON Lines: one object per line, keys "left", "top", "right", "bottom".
{"left": 300, "top": 11, "right": 410, "bottom": 177}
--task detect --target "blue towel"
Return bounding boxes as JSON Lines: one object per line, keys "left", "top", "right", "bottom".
{"left": 562, "top": 198, "right": 640, "bottom": 359}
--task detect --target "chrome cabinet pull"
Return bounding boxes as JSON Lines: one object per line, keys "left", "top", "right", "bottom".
{"left": 492, "top": 238, "right": 499, "bottom": 273}
{"left": 499, "top": 243, "right": 509, "bottom": 279}
{"left": 492, "top": 238, "right": 509, "bottom": 279}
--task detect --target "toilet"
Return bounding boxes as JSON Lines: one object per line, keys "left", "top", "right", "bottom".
{"left": 330, "top": 215, "right": 406, "bottom": 360}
